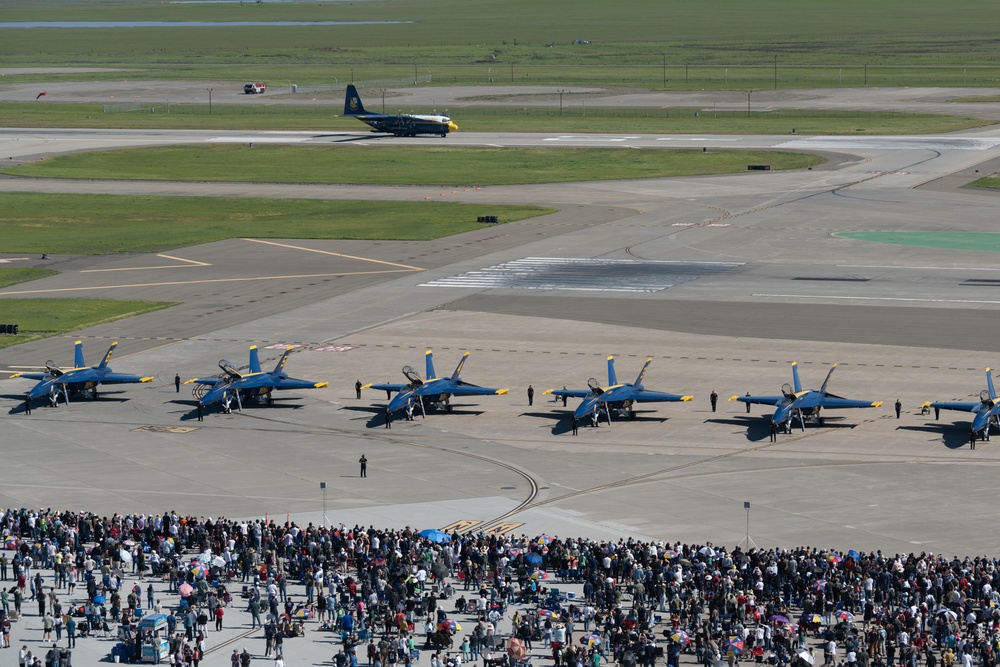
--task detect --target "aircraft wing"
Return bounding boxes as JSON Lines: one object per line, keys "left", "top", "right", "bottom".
{"left": 928, "top": 400, "right": 982, "bottom": 413}
{"left": 95, "top": 372, "right": 154, "bottom": 385}
{"left": 543, "top": 388, "right": 593, "bottom": 399}
{"left": 731, "top": 394, "right": 785, "bottom": 406}
{"left": 9, "top": 372, "right": 49, "bottom": 381}
{"left": 631, "top": 389, "right": 693, "bottom": 403}
{"left": 817, "top": 396, "right": 882, "bottom": 409}
{"left": 259, "top": 376, "right": 328, "bottom": 391}
{"left": 184, "top": 377, "right": 225, "bottom": 387}
{"left": 365, "top": 382, "right": 408, "bottom": 393}
{"left": 445, "top": 382, "right": 508, "bottom": 397}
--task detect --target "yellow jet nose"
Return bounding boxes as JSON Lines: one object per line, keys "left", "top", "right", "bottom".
{"left": 448, "top": 121, "right": 458, "bottom": 131}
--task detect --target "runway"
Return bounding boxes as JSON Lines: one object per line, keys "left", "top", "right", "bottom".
{"left": 2, "top": 88, "right": 1000, "bottom": 555}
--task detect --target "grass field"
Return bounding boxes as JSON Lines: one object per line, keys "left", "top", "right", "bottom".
{"left": 2, "top": 0, "right": 1000, "bottom": 71}
{"left": 4, "top": 145, "right": 825, "bottom": 185}
{"left": 838, "top": 232, "right": 1000, "bottom": 253}
{"left": 0, "top": 193, "right": 552, "bottom": 254}
{"left": 0, "top": 299, "right": 176, "bottom": 350}
{"left": 1, "top": 102, "right": 990, "bottom": 135}
{"left": 0, "top": 268, "right": 57, "bottom": 289}
{"left": 970, "top": 175, "right": 1000, "bottom": 190}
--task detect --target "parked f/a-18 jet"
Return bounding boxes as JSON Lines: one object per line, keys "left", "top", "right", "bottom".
{"left": 732, "top": 362, "right": 882, "bottom": 432}
{"left": 364, "top": 350, "right": 507, "bottom": 421}
{"left": 10, "top": 340, "right": 153, "bottom": 408}
{"left": 185, "top": 345, "right": 327, "bottom": 414}
{"left": 544, "top": 356, "right": 693, "bottom": 427}
{"left": 342, "top": 83, "right": 458, "bottom": 137}
{"left": 924, "top": 368, "right": 1000, "bottom": 441}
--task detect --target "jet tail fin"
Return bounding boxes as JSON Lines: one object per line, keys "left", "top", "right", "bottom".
{"left": 96, "top": 342, "right": 118, "bottom": 370}
{"left": 607, "top": 356, "right": 618, "bottom": 386}
{"left": 74, "top": 340, "right": 85, "bottom": 369}
{"left": 988, "top": 367, "right": 997, "bottom": 400}
{"left": 272, "top": 347, "right": 293, "bottom": 374}
{"left": 344, "top": 84, "right": 368, "bottom": 116}
{"left": 249, "top": 345, "right": 262, "bottom": 374}
{"left": 820, "top": 363, "right": 838, "bottom": 394}
{"left": 791, "top": 361, "right": 802, "bottom": 393}
{"left": 423, "top": 349, "right": 437, "bottom": 380}
{"left": 451, "top": 352, "right": 470, "bottom": 380}
{"left": 633, "top": 358, "right": 653, "bottom": 388}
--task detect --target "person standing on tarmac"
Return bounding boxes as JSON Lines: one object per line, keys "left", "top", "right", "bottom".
{"left": 710, "top": 391, "right": 718, "bottom": 412}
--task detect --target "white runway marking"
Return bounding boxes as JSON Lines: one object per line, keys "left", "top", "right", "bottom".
{"left": 542, "top": 135, "right": 640, "bottom": 142}
{"left": 206, "top": 137, "right": 310, "bottom": 143}
{"left": 753, "top": 293, "right": 1000, "bottom": 305}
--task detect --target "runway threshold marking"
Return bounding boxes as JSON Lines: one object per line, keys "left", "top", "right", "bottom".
{"left": 81, "top": 253, "right": 211, "bottom": 273}
{"left": 0, "top": 269, "right": 416, "bottom": 295}
{"left": 753, "top": 293, "right": 1000, "bottom": 305}
{"left": 242, "top": 238, "right": 425, "bottom": 272}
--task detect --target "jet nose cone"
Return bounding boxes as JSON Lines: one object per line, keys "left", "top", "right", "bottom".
{"left": 448, "top": 121, "right": 458, "bottom": 131}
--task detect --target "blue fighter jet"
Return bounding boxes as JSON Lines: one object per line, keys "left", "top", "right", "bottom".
{"left": 10, "top": 340, "right": 153, "bottom": 408}
{"left": 925, "top": 368, "right": 1000, "bottom": 442}
{"left": 185, "top": 345, "right": 328, "bottom": 414}
{"left": 544, "top": 356, "right": 693, "bottom": 427}
{"left": 731, "top": 362, "right": 882, "bottom": 433}
{"left": 364, "top": 350, "right": 507, "bottom": 421}
{"left": 342, "top": 84, "right": 458, "bottom": 137}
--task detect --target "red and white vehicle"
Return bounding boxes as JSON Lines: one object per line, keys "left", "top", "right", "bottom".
{"left": 243, "top": 82, "right": 266, "bottom": 94}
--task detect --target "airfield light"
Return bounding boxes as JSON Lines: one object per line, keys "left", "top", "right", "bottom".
{"left": 558, "top": 90, "right": 567, "bottom": 116}
{"left": 206, "top": 87, "right": 213, "bottom": 115}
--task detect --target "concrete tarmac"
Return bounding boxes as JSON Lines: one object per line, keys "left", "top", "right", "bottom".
{"left": 2, "top": 89, "right": 1000, "bottom": 563}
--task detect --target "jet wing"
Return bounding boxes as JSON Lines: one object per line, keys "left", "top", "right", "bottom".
{"left": 928, "top": 400, "right": 982, "bottom": 413}
{"left": 258, "top": 376, "right": 328, "bottom": 391}
{"left": 365, "top": 383, "right": 407, "bottom": 393}
{"left": 9, "top": 372, "right": 50, "bottom": 381}
{"left": 543, "top": 388, "right": 593, "bottom": 399}
{"left": 184, "top": 377, "right": 225, "bottom": 387}
{"left": 444, "top": 383, "right": 508, "bottom": 397}
{"left": 95, "top": 372, "right": 154, "bottom": 385}
{"left": 817, "top": 396, "right": 882, "bottom": 409}
{"left": 631, "top": 390, "right": 693, "bottom": 403}
{"left": 731, "top": 394, "right": 785, "bottom": 406}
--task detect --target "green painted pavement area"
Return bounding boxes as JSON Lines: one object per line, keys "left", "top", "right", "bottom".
{"left": 838, "top": 231, "right": 1000, "bottom": 252}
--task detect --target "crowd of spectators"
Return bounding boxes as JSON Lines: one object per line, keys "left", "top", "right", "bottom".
{"left": 2, "top": 507, "right": 999, "bottom": 667}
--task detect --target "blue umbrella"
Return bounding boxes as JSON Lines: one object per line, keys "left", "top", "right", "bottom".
{"left": 847, "top": 550, "right": 861, "bottom": 561}
{"left": 419, "top": 529, "right": 451, "bottom": 543}
{"left": 93, "top": 595, "right": 106, "bottom": 604}
{"left": 524, "top": 552, "right": 543, "bottom": 565}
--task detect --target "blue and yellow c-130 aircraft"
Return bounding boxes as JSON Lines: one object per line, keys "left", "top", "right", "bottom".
{"left": 544, "top": 356, "right": 693, "bottom": 427}
{"left": 924, "top": 368, "right": 1000, "bottom": 442}
{"left": 363, "top": 350, "right": 507, "bottom": 421}
{"left": 10, "top": 340, "right": 153, "bottom": 408}
{"left": 342, "top": 83, "right": 458, "bottom": 137}
{"left": 185, "top": 345, "right": 328, "bottom": 414}
{"left": 731, "top": 362, "right": 882, "bottom": 433}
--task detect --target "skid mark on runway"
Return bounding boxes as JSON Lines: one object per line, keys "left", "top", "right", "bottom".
{"left": 242, "top": 238, "right": 425, "bottom": 271}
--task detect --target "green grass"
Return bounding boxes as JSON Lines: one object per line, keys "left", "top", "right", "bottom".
{"left": 972, "top": 175, "right": 1000, "bottom": 189}
{"left": 0, "top": 193, "right": 552, "bottom": 254}
{"left": 4, "top": 145, "right": 825, "bottom": 185}
{"left": 0, "top": 102, "right": 990, "bottom": 135}
{"left": 0, "top": 298, "right": 176, "bottom": 349}
{"left": 3, "top": 0, "right": 1000, "bottom": 73}
{"left": 837, "top": 232, "right": 1000, "bottom": 253}
{"left": 0, "top": 268, "right": 57, "bottom": 289}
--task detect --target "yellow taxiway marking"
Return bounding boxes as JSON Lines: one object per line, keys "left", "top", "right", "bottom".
{"left": 242, "top": 238, "right": 425, "bottom": 272}
{"left": 81, "top": 253, "right": 211, "bottom": 273}
{"left": 0, "top": 269, "right": 415, "bottom": 295}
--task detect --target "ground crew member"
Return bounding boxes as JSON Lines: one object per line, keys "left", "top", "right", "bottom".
{"left": 710, "top": 391, "right": 718, "bottom": 412}
{"left": 895, "top": 400, "right": 902, "bottom": 418}
{"left": 175, "top": 374, "right": 181, "bottom": 393}
{"left": 359, "top": 454, "right": 368, "bottom": 477}
{"left": 745, "top": 392, "right": 751, "bottom": 413}
{"left": 355, "top": 380, "right": 363, "bottom": 399}
{"left": 527, "top": 385, "right": 534, "bottom": 406}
